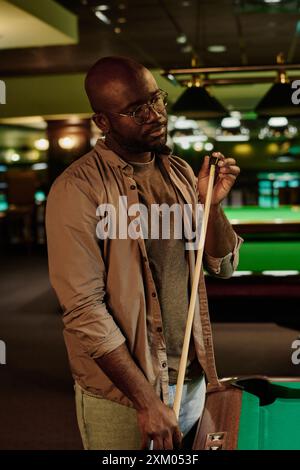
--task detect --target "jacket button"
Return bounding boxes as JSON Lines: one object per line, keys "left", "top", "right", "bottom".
{"left": 130, "top": 184, "right": 136, "bottom": 190}
{"left": 151, "top": 292, "right": 156, "bottom": 297}
{"left": 157, "top": 327, "right": 162, "bottom": 333}
{"left": 162, "top": 362, "right": 167, "bottom": 368}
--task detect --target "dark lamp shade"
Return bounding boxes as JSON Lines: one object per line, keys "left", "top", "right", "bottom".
{"left": 171, "top": 86, "right": 228, "bottom": 119}
{"left": 255, "top": 82, "right": 300, "bottom": 117}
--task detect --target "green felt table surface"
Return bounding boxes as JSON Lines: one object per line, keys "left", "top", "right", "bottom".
{"left": 222, "top": 206, "right": 300, "bottom": 272}
{"left": 238, "top": 382, "right": 300, "bottom": 450}
{"left": 238, "top": 241, "right": 300, "bottom": 271}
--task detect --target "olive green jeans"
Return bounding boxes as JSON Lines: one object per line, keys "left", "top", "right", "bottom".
{"left": 75, "top": 375, "right": 206, "bottom": 450}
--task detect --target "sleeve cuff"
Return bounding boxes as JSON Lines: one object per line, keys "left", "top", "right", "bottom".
{"left": 88, "top": 329, "right": 126, "bottom": 359}
{"left": 63, "top": 305, "right": 126, "bottom": 359}
{"left": 204, "top": 232, "right": 244, "bottom": 278}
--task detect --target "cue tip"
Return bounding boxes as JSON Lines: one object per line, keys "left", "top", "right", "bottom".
{"left": 209, "top": 155, "right": 220, "bottom": 166}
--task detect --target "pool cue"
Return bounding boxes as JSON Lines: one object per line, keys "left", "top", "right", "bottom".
{"left": 173, "top": 155, "right": 219, "bottom": 419}
{"left": 148, "top": 155, "right": 219, "bottom": 449}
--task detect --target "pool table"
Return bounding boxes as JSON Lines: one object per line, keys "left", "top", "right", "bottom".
{"left": 192, "top": 377, "right": 300, "bottom": 450}
{"left": 223, "top": 205, "right": 300, "bottom": 273}
{"left": 224, "top": 205, "right": 300, "bottom": 235}
{"left": 233, "top": 240, "right": 300, "bottom": 272}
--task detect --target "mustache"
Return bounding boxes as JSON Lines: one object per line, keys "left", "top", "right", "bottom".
{"left": 145, "top": 122, "right": 167, "bottom": 133}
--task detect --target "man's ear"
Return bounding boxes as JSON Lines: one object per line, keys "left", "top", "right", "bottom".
{"left": 93, "top": 113, "right": 110, "bottom": 135}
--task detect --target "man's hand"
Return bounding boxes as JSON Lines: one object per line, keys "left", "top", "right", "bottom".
{"left": 96, "top": 343, "right": 182, "bottom": 450}
{"left": 137, "top": 397, "right": 182, "bottom": 450}
{"left": 197, "top": 152, "right": 240, "bottom": 205}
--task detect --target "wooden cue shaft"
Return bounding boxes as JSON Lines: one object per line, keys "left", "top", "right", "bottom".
{"left": 173, "top": 160, "right": 218, "bottom": 419}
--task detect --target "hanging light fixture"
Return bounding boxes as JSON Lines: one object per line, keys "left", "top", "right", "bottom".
{"left": 258, "top": 117, "right": 298, "bottom": 140}
{"left": 255, "top": 53, "right": 300, "bottom": 117}
{"left": 171, "top": 81, "right": 228, "bottom": 119}
{"left": 171, "top": 55, "right": 228, "bottom": 119}
{"left": 170, "top": 117, "right": 208, "bottom": 149}
{"left": 215, "top": 116, "right": 250, "bottom": 142}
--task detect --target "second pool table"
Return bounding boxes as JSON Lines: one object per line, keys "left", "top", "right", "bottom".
{"left": 224, "top": 205, "right": 300, "bottom": 234}
{"left": 223, "top": 205, "right": 300, "bottom": 273}
{"left": 192, "top": 377, "right": 300, "bottom": 450}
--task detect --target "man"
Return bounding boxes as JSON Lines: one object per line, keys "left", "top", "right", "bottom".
{"left": 46, "top": 56, "right": 242, "bottom": 450}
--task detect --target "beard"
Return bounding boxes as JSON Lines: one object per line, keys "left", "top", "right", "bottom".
{"left": 110, "top": 132, "right": 167, "bottom": 153}
{"left": 124, "top": 138, "right": 168, "bottom": 154}
{"left": 108, "top": 125, "right": 169, "bottom": 154}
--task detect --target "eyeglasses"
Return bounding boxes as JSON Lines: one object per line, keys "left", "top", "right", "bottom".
{"left": 96, "top": 89, "right": 168, "bottom": 125}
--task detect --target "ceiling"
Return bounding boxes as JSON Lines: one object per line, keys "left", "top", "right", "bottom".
{"left": 0, "top": 0, "right": 77, "bottom": 50}
{"left": 1, "top": 0, "right": 300, "bottom": 77}
{"left": 1, "top": 0, "right": 300, "bottom": 121}
{"left": 1, "top": 0, "right": 300, "bottom": 173}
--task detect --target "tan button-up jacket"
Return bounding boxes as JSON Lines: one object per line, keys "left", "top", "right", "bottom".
{"left": 46, "top": 139, "right": 243, "bottom": 407}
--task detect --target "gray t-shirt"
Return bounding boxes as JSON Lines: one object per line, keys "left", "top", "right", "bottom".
{"left": 129, "top": 154, "right": 202, "bottom": 384}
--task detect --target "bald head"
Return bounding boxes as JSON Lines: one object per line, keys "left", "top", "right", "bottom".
{"left": 85, "top": 56, "right": 157, "bottom": 113}
{"left": 85, "top": 56, "right": 168, "bottom": 156}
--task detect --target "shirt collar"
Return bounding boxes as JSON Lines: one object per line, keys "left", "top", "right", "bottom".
{"left": 95, "top": 138, "right": 172, "bottom": 173}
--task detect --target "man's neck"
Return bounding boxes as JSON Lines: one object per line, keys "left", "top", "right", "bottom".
{"left": 105, "top": 136, "right": 152, "bottom": 163}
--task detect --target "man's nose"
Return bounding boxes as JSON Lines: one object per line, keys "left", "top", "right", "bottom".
{"left": 147, "top": 103, "right": 162, "bottom": 122}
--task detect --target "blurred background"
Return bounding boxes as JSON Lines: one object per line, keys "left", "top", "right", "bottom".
{"left": 0, "top": 0, "right": 299, "bottom": 449}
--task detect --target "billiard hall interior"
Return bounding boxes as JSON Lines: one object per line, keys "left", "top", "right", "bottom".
{"left": 0, "top": 0, "right": 300, "bottom": 450}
